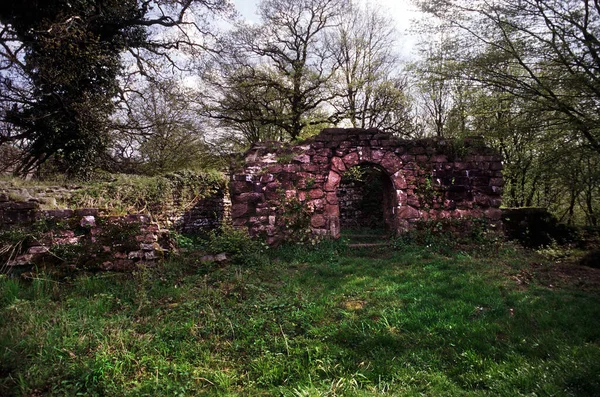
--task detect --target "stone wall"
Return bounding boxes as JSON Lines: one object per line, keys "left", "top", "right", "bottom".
{"left": 230, "top": 128, "right": 503, "bottom": 244}
{"left": 1, "top": 209, "right": 172, "bottom": 272}
{"left": 1, "top": 176, "right": 230, "bottom": 271}
{"left": 0, "top": 178, "right": 229, "bottom": 234}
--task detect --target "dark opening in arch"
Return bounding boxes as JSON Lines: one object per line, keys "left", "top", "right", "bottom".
{"left": 336, "top": 164, "right": 395, "bottom": 234}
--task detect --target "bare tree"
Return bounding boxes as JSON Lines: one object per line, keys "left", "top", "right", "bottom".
{"left": 205, "top": 0, "right": 350, "bottom": 141}
{"left": 330, "top": 2, "right": 411, "bottom": 134}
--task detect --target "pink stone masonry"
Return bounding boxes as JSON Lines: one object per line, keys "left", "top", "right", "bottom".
{"left": 230, "top": 128, "right": 503, "bottom": 244}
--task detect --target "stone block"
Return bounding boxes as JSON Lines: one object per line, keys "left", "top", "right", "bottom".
{"left": 342, "top": 152, "right": 359, "bottom": 167}
{"left": 397, "top": 205, "right": 420, "bottom": 219}
{"left": 326, "top": 192, "right": 339, "bottom": 205}
{"left": 259, "top": 174, "right": 275, "bottom": 183}
{"left": 128, "top": 251, "right": 143, "bottom": 259}
{"left": 324, "top": 204, "right": 340, "bottom": 217}
{"left": 293, "top": 154, "right": 311, "bottom": 164}
{"left": 231, "top": 203, "right": 249, "bottom": 218}
{"left": 80, "top": 215, "right": 96, "bottom": 227}
{"left": 309, "top": 189, "right": 324, "bottom": 199}
{"left": 140, "top": 243, "right": 155, "bottom": 251}
{"left": 331, "top": 156, "right": 346, "bottom": 173}
{"left": 484, "top": 208, "right": 502, "bottom": 220}
{"left": 301, "top": 164, "right": 319, "bottom": 172}
{"left": 310, "top": 214, "right": 326, "bottom": 228}
{"left": 75, "top": 208, "right": 99, "bottom": 217}
{"left": 313, "top": 155, "right": 329, "bottom": 164}
{"left": 324, "top": 171, "right": 342, "bottom": 192}
{"left": 237, "top": 192, "right": 264, "bottom": 203}
{"left": 42, "top": 209, "right": 74, "bottom": 219}
{"left": 27, "top": 246, "right": 49, "bottom": 254}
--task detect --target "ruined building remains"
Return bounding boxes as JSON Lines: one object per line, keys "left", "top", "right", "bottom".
{"left": 230, "top": 128, "right": 503, "bottom": 244}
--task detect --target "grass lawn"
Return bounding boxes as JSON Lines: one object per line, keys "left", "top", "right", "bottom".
{"left": 1, "top": 239, "right": 599, "bottom": 396}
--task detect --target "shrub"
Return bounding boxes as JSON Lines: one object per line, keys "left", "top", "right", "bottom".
{"left": 204, "top": 226, "right": 267, "bottom": 267}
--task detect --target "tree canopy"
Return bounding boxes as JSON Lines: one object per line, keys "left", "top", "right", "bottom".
{"left": 0, "top": 0, "right": 230, "bottom": 176}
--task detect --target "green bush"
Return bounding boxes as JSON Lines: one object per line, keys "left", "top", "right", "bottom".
{"left": 205, "top": 226, "right": 267, "bottom": 267}
{"left": 68, "top": 169, "right": 226, "bottom": 218}
{"left": 392, "top": 218, "right": 502, "bottom": 255}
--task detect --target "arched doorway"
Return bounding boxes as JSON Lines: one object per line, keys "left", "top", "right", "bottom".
{"left": 336, "top": 163, "right": 395, "bottom": 238}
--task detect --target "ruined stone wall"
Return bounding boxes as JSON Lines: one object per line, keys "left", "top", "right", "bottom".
{"left": 0, "top": 180, "right": 229, "bottom": 234}
{"left": 1, "top": 176, "right": 230, "bottom": 271}
{"left": 1, "top": 209, "right": 172, "bottom": 272}
{"left": 230, "top": 128, "right": 503, "bottom": 244}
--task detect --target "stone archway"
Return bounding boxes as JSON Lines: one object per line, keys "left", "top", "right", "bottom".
{"left": 229, "top": 128, "right": 504, "bottom": 244}
{"left": 335, "top": 164, "right": 393, "bottom": 232}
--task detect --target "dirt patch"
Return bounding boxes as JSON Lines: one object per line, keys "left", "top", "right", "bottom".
{"left": 343, "top": 300, "right": 366, "bottom": 310}
{"left": 530, "top": 260, "right": 600, "bottom": 292}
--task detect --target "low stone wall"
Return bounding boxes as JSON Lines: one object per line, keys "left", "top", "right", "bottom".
{"left": 0, "top": 175, "right": 229, "bottom": 234}
{"left": 1, "top": 173, "right": 230, "bottom": 271}
{"left": 1, "top": 209, "right": 172, "bottom": 272}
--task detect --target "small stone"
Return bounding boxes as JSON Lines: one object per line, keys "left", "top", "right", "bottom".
{"left": 128, "top": 251, "right": 143, "bottom": 259}
{"left": 80, "top": 215, "right": 96, "bottom": 227}
{"left": 27, "top": 246, "right": 49, "bottom": 255}
{"left": 140, "top": 243, "right": 155, "bottom": 251}
{"left": 215, "top": 253, "right": 227, "bottom": 262}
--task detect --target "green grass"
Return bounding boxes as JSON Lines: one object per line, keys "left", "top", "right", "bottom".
{"left": 0, "top": 241, "right": 599, "bottom": 396}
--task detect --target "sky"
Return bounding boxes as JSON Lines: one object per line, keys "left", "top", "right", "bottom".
{"left": 230, "top": 0, "right": 423, "bottom": 60}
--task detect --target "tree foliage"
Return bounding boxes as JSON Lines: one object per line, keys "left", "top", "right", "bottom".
{"left": 417, "top": 0, "right": 600, "bottom": 155}
{"left": 330, "top": 3, "right": 412, "bottom": 134}
{"left": 0, "top": 0, "right": 230, "bottom": 177}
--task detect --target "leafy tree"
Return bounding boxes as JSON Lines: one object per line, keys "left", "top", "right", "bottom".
{"left": 203, "top": 66, "right": 289, "bottom": 148}
{"left": 0, "top": 0, "right": 230, "bottom": 177}
{"left": 110, "top": 81, "right": 213, "bottom": 175}
{"left": 416, "top": 0, "right": 600, "bottom": 155}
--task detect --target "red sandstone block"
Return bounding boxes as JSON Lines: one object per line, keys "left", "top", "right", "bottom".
{"left": 27, "top": 246, "right": 49, "bottom": 254}
{"left": 326, "top": 192, "right": 339, "bottom": 205}
{"left": 283, "top": 164, "right": 300, "bottom": 173}
{"left": 232, "top": 218, "right": 247, "bottom": 227}
{"left": 259, "top": 174, "right": 275, "bottom": 183}
{"left": 485, "top": 208, "right": 502, "bottom": 220}
{"left": 397, "top": 205, "right": 420, "bottom": 219}
{"left": 293, "top": 154, "right": 311, "bottom": 164}
{"left": 311, "top": 199, "right": 325, "bottom": 211}
{"left": 231, "top": 203, "right": 249, "bottom": 218}
{"left": 309, "top": 189, "right": 325, "bottom": 199}
{"left": 237, "top": 192, "right": 264, "bottom": 203}
{"left": 324, "top": 204, "right": 340, "bottom": 217}
{"left": 313, "top": 156, "right": 329, "bottom": 164}
{"left": 343, "top": 152, "right": 359, "bottom": 167}
{"left": 75, "top": 208, "right": 99, "bottom": 217}
{"left": 302, "top": 164, "right": 319, "bottom": 172}
{"left": 310, "top": 214, "right": 326, "bottom": 228}
{"left": 324, "top": 171, "right": 341, "bottom": 192}
{"left": 331, "top": 156, "right": 346, "bottom": 173}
